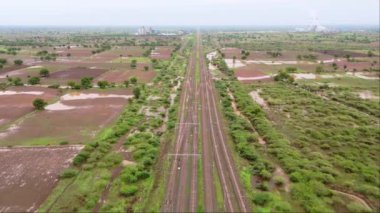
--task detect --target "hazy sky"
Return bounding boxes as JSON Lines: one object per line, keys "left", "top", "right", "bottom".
{"left": 1, "top": 0, "right": 379, "bottom": 26}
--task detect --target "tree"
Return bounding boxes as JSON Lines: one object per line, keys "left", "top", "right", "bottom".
{"left": 274, "top": 70, "right": 294, "bottom": 83}
{"left": 33, "top": 98, "right": 47, "bottom": 110}
{"left": 12, "top": 77, "right": 23, "bottom": 86}
{"left": 0, "top": 58, "right": 7, "bottom": 65}
{"left": 39, "top": 68, "right": 50, "bottom": 77}
{"left": 14, "top": 59, "right": 23, "bottom": 65}
{"left": 233, "top": 56, "right": 237, "bottom": 64}
{"left": 133, "top": 87, "right": 141, "bottom": 99}
{"left": 144, "top": 66, "right": 149, "bottom": 71}
{"left": 131, "top": 59, "right": 137, "bottom": 69}
{"left": 80, "top": 77, "right": 93, "bottom": 89}
{"left": 367, "top": 51, "right": 374, "bottom": 57}
{"left": 124, "top": 80, "right": 129, "bottom": 88}
{"left": 97, "top": 80, "right": 109, "bottom": 89}
{"left": 129, "top": 76, "right": 137, "bottom": 84}
{"left": 315, "top": 66, "right": 324, "bottom": 73}
{"left": 28, "top": 76, "right": 40, "bottom": 85}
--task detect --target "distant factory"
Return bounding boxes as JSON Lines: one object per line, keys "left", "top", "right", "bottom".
{"left": 136, "top": 26, "right": 157, "bottom": 35}
{"left": 136, "top": 26, "right": 187, "bottom": 36}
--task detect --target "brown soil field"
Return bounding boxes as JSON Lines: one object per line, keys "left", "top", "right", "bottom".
{"left": 221, "top": 48, "right": 332, "bottom": 61}
{"left": 0, "top": 87, "right": 58, "bottom": 128}
{"left": 96, "top": 67, "right": 155, "bottom": 83}
{"left": 235, "top": 67, "right": 268, "bottom": 78}
{"left": 49, "top": 67, "right": 107, "bottom": 79}
{"left": 53, "top": 47, "right": 94, "bottom": 58}
{"left": 0, "top": 146, "right": 83, "bottom": 212}
{"left": 336, "top": 61, "right": 380, "bottom": 72}
{"left": 86, "top": 47, "right": 146, "bottom": 63}
{"left": 0, "top": 65, "right": 28, "bottom": 75}
{"left": 318, "top": 50, "right": 369, "bottom": 58}
{"left": 0, "top": 90, "right": 132, "bottom": 146}
{"left": 151, "top": 46, "right": 174, "bottom": 60}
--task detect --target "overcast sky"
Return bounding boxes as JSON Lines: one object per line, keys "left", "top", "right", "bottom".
{"left": 1, "top": 0, "right": 379, "bottom": 26}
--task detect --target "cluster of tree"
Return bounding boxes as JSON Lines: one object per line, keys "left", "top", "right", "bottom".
{"left": 142, "top": 47, "right": 154, "bottom": 57}
{"left": 297, "top": 54, "right": 317, "bottom": 61}
{"left": 0, "top": 47, "right": 19, "bottom": 55}
{"left": 6, "top": 76, "right": 23, "bottom": 86}
{"left": 267, "top": 51, "right": 282, "bottom": 58}
{"left": 241, "top": 49, "right": 250, "bottom": 60}
{"left": 91, "top": 44, "right": 111, "bottom": 54}
{"left": 36, "top": 50, "right": 57, "bottom": 61}
{"left": 67, "top": 77, "right": 93, "bottom": 89}
{"left": 14, "top": 59, "right": 23, "bottom": 65}
{"left": 0, "top": 58, "right": 6, "bottom": 69}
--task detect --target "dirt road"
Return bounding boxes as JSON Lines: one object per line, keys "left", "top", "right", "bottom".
{"left": 163, "top": 32, "right": 250, "bottom": 212}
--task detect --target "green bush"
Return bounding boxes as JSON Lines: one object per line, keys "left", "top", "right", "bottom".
{"left": 120, "top": 185, "right": 138, "bottom": 197}
{"left": 252, "top": 192, "right": 273, "bottom": 206}
{"left": 60, "top": 168, "right": 78, "bottom": 178}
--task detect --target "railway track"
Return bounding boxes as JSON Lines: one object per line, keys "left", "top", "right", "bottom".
{"left": 163, "top": 32, "right": 249, "bottom": 212}
{"left": 163, "top": 36, "right": 199, "bottom": 212}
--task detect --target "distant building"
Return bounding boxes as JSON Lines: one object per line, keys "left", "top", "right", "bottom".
{"left": 136, "top": 26, "right": 156, "bottom": 35}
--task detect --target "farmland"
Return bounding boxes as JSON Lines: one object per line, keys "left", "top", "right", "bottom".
{"left": 0, "top": 28, "right": 184, "bottom": 212}
{"left": 0, "top": 25, "right": 379, "bottom": 213}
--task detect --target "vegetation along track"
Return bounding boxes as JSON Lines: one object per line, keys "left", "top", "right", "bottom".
{"left": 163, "top": 32, "right": 250, "bottom": 212}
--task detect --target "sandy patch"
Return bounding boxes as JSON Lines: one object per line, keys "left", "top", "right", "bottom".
{"left": 0, "top": 91, "right": 44, "bottom": 96}
{"left": 207, "top": 51, "right": 217, "bottom": 61}
{"left": 293, "top": 73, "right": 316, "bottom": 80}
{"left": 61, "top": 93, "right": 133, "bottom": 101}
{"left": 224, "top": 59, "right": 246, "bottom": 69}
{"left": 27, "top": 66, "right": 43, "bottom": 69}
{"left": 0, "top": 124, "right": 20, "bottom": 139}
{"left": 273, "top": 167, "right": 291, "bottom": 192}
{"left": 246, "top": 60, "right": 298, "bottom": 65}
{"left": 45, "top": 102, "right": 77, "bottom": 111}
{"left": 347, "top": 72, "right": 380, "bottom": 80}
{"left": 357, "top": 91, "right": 379, "bottom": 100}
{"left": 317, "top": 59, "right": 341, "bottom": 64}
{"left": 237, "top": 75, "right": 272, "bottom": 81}
{"left": 122, "top": 160, "right": 136, "bottom": 166}
{"left": 249, "top": 90, "right": 268, "bottom": 109}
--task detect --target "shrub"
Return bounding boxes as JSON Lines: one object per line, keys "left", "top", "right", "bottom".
{"left": 28, "top": 76, "right": 40, "bottom": 85}
{"left": 33, "top": 98, "right": 47, "bottom": 110}
{"left": 48, "top": 84, "right": 60, "bottom": 89}
{"left": 274, "top": 70, "right": 294, "bottom": 83}
{"left": 39, "top": 68, "right": 50, "bottom": 77}
{"left": 59, "top": 141, "right": 69, "bottom": 145}
{"left": 273, "top": 176, "right": 285, "bottom": 186}
{"left": 252, "top": 192, "right": 273, "bottom": 206}
{"left": 120, "top": 185, "right": 138, "bottom": 197}
{"left": 14, "top": 59, "right": 23, "bottom": 65}
{"left": 97, "top": 80, "right": 109, "bottom": 89}
{"left": 60, "top": 169, "right": 78, "bottom": 178}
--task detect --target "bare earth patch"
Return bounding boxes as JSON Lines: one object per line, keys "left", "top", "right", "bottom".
{"left": 249, "top": 90, "right": 268, "bottom": 109}
{"left": 357, "top": 91, "right": 379, "bottom": 100}
{"left": 0, "top": 146, "right": 83, "bottom": 212}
